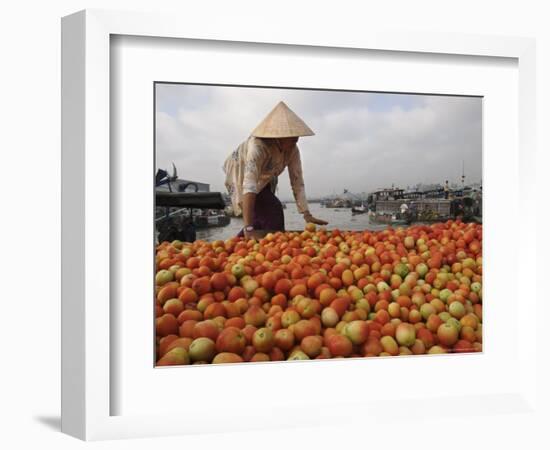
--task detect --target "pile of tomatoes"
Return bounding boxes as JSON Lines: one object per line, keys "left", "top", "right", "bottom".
{"left": 155, "top": 220, "right": 482, "bottom": 366}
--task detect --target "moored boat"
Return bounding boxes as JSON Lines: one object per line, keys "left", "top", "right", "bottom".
{"left": 365, "top": 185, "right": 482, "bottom": 225}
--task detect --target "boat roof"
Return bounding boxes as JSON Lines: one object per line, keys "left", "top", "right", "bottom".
{"left": 372, "top": 188, "right": 404, "bottom": 194}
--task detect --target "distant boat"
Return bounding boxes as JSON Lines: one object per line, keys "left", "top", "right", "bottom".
{"left": 324, "top": 199, "right": 352, "bottom": 208}
{"left": 351, "top": 204, "right": 367, "bottom": 214}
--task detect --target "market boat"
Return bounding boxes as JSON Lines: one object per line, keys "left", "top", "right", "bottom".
{"left": 365, "top": 186, "right": 482, "bottom": 225}
{"left": 155, "top": 166, "right": 229, "bottom": 243}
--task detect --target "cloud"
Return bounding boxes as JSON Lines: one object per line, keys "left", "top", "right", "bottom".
{"left": 155, "top": 84, "right": 482, "bottom": 199}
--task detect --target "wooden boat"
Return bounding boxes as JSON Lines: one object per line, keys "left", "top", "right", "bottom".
{"left": 155, "top": 166, "right": 230, "bottom": 242}
{"left": 367, "top": 187, "right": 455, "bottom": 225}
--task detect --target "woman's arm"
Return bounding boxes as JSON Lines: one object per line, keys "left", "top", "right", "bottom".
{"left": 287, "top": 146, "right": 309, "bottom": 214}
{"left": 242, "top": 192, "right": 256, "bottom": 227}
{"left": 288, "top": 146, "right": 328, "bottom": 225}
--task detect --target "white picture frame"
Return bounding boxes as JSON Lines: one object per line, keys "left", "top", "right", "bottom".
{"left": 61, "top": 9, "right": 540, "bottom": 442}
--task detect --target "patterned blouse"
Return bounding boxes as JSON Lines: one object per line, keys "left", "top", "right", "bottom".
{"left": 223, "top": 136, "right": 310, "bottom": 217}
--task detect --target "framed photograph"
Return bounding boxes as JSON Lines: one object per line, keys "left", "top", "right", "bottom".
{"left": 62, "top": 9, "right": 538, "bottom": 441}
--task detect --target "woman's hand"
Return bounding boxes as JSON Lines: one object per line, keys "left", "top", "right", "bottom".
{"left": 304, "top": 213, "right": 328, "bottom": 226}
{"left": 244, "top": 229, "right": 266, "bottom": 240}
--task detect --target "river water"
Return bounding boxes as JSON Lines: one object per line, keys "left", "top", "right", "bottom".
{"left": 196, "top": 202, "right": 394, "bottom": 241}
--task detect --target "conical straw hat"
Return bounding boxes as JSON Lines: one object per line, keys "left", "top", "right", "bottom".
{"left": 251, "top": 101, "right": 315, "bottom": 138}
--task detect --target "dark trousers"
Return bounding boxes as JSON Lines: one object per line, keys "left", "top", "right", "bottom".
{"left": 237, "top": 185, "right": 285, "bottom": 236}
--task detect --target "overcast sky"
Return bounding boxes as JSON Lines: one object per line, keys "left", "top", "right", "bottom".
{"left": 155, "top": 84, "right": 482, "bottom": 201}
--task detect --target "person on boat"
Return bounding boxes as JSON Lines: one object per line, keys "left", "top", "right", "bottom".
{"left": 223, "top": 101, "right": 328, "bottom": 239}
{"left": 409, "top": 202, "right": 418, "bottom": 221}
{"left": 477, "top": 186, "right": 483, "bottom": 216}
{"left": 472, "top": 189, "right": 482, "bottom": 217}
{"left": 444, "top": 180, "right": 450, "bottom": 199}
{"left": 398, "top": 202, "right": 409, "bottom": 221}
